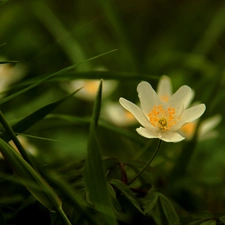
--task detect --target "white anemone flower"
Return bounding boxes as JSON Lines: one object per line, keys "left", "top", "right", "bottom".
{"left": 119, "top": 79, "right": 206, "bottom": 143}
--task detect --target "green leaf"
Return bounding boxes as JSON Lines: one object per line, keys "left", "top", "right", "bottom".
{"left": 143, "top": 190, "right": 180, "bottom": 225}
{"left": 45, "top": 172, "right": 98, "bottom": 225}
{"left": 84, "top": 80, "right": 117, "bottom": 225}
{"left": 0, "top": 138, "right": 61, "bottom": 212}
{"left": 0, "top": 60, "right": 18, "bottom": 64}
{"left": 158, "top": 193, "right": 181, "bottom": 225}
{"left": 110, "top": 179, "right": 144, "bottom": 214}
{"left": 220, "top": 215, "right": 225, "bottom": 223}
{"left": 200, "top": 220, "right": 216, "bottom": 225}
{"left": 143, "top": 189, "right": 159, "bottom": 213}
{"left": 185, "top": 220, "right": 203, "bottom": 225}
{"left": 0, "top": 89, "right": 81, "bottom": 142}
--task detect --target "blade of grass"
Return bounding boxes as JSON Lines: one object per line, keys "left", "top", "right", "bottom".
{"left": 0, "top": 49, "right": 117, "bottom": 104}
{"left": 0, "top": 110, "right": 37, "bottom": 170}
{"left": 31, "top": 1, "right": 90, "bottom": 71}
{"left": 97, "top": 0, "right": 139, "bottom": 71}
{"left": 47, "top": 114, "right": 144, "bottom": 144}
{"left": 84, "top": 80, "right": 117, "bottom": 225}
{"left": 194, "top": 2, "right": 225, "bottom": 55}
{"left": 0, "top": 138, "right": 61, "bottom": 212}
{"left": 45, "top": 172, "right": 98, "bottom": 225}
{"left": 0, "top": 89, "right": 81, "bottom": 142}
{"left": 7, "top": 71, "right": 158, "bottom": 91}
{"left": 0, "top": 139, "right": 72, "bottom": 224}
{"left": 0, "top": 60, "right": 18, "bottom": 64}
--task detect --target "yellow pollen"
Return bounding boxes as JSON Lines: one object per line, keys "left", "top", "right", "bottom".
{"left": 148, "top": 105, "right": 177, "bottom": 131}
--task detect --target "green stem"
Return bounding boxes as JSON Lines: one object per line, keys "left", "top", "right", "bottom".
{"left": 0, "top": 110, "right": 37, "bottom": 170}
{"left": 128, "top": 140, "right": 162, "bottom": 185}
{"left": 57, "top": 207, "right": 72, "bottom": 225}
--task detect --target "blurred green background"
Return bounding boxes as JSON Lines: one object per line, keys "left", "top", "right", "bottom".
{"left": 1, "top": 0, "right": 225, "bottom": 224}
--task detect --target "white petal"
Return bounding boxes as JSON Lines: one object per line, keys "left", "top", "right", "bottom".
{"left": 198, "top": 114, "right": 222, "bottom": 138}
{"left": 184, "top": 89, "right": 195, "bottom": 109}
{"left": 167, "top": 85, "right": 192, "bottom": 109}
{"left": 137, "top": 81, "right": 161, "bottom": 117}
{"left": 157, "top": 75, "right": 172, "bottom": 102}
{"left": 160, "top": 131, "right": 185, "bottom": 142}
{"left": 119, "top": 98, "right": 154, "bottom": 130}
{"left": 136, "top": 127, "right": 159, "bottom": 139}
{"left": 171, "top": 104, "right": 206, "bottom": 131}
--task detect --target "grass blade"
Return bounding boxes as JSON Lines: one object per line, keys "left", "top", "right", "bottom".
{"left": 0, "top": 90, "right": 81, "bottom": 142}
{"left": 84, "top": 80, "right": 117, "bottom": 225}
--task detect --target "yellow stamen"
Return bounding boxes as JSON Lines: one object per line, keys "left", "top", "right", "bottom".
{"left": 148, "top": 105, "right": 177, "bottom": 131}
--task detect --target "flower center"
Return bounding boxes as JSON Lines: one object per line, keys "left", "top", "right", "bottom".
{"left": 148, "top": 105, "right": 177, "bottom": 131}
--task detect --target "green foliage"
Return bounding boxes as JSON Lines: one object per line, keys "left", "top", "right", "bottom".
{"left": 110, "top": 179, "right": 144, "bottom": 214}
{"left": 84, "top": 81, "right": 117, "bottom": 225}
{"left": 0, "top": 0, "right": 225, "bottom": 224}
{"left": 143, "top": 189, "right": 181, "bottom": 225}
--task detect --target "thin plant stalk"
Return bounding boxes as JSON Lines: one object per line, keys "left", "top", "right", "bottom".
{"left": 128, "top": 140, "right": 162, "bottom": 185}
{"left": 57, "top": 207, "right": 72, "bottom": 225}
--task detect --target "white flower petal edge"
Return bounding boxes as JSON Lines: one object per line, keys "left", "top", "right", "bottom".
{"left": 184, "top": 89, "right": 195, "bottom": 109}
{"left": 160, "top": 131, "right": 185, "bottom": 142}
{"left": 157, "top": 75, "right": 172, "bottom": 101}
{"left": 167, "top": 85, "right": 192, "bottom": 109}
{"left": 137, "top": 127, "right": 185, "bottom": 143}
{"left": 137, "top": 81, "right": 161, "bottom": 117}
{"left": 136, "top": 127, "right": 159, "bottom": 139}
{"left": 119, "top": 97, "right": 155, "bottom": 130}
{"left": 171, "top": 104, "right": 206, "bottom": 131}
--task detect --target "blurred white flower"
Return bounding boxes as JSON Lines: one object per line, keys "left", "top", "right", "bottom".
{"left": 0, "top": 135, "right": 38, "bottom": 159}
{"left": 63, "top": 66, "right": 117, "bottom": 101}
{"left": 67, "top": 79, "right": 117, "bottom": 101}
{"left": 119, "top": 77, "right": 206, "bottom": 143}
{"left": 179, "top": 114, "right": 222, "bottom": 141}
{"left": 0, "top": 58, "right": 26, "bottom": 94}
{"left": 102, "top": 101, "right": 137, "bottom": 127}
{"left": 9, "top": 135, "right": 38, "bottom": 156}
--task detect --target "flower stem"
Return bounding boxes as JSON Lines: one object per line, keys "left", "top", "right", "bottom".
{"left": 57, "top": 207, "right": 72, "bottom": 225}
{"left": 128, "top": 140, "right": 162, "bottom": 186}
